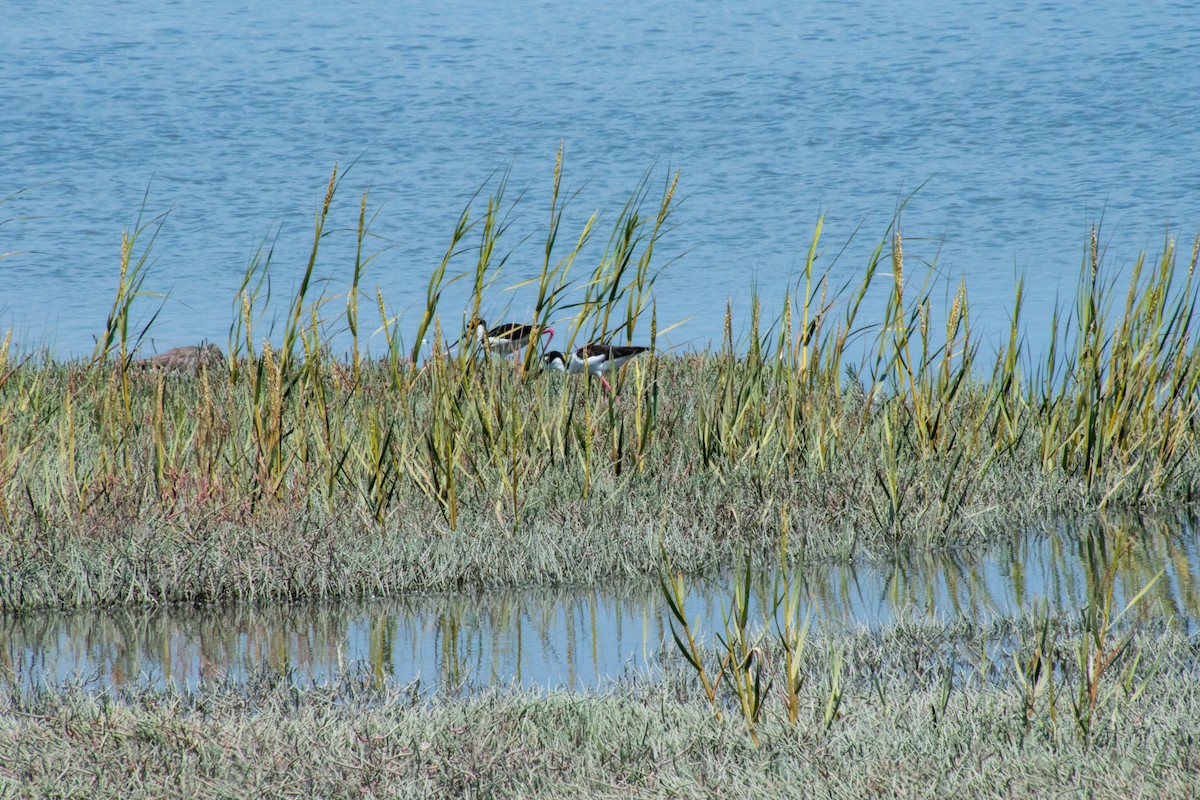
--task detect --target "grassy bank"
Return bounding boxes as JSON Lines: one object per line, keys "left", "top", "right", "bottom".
{"left": 2, "top": 165, "right": 1200, "bottom": 610}
{"left": 3, "top": 622, "right": 1196, "bottom": 798}
{"left": 1, "top": 341, "right": 1196, "bottom": 612}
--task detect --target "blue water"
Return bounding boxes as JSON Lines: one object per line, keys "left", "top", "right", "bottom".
{"left": 3, "top": 524, "right": 1195, "bottom": 695}
{"left": 4, "top": 1, "right": 1200, "bottom": 358}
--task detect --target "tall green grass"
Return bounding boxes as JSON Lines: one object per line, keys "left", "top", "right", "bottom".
{"left": 2, "top": 161, "right": 1199, "bottom": 608}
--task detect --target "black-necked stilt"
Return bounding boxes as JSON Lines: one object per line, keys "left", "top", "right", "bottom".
{"left": 471, "top": 319, "right": 556, "bottom": 355}
{"left": 134, "top": 343, "right": 224, "bottom": 372}
{"left": 541, "top": 350, "right": 568, "bottom": 372}
{"left": 568, "top": 343, "right": 649, "bottom": 392}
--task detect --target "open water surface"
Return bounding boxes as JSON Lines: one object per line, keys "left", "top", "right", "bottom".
{"left": 4, "top": 519, "right": 1196, "bottom": 696}
{"left": 4, "top": 1, "right": 1200, "bottom": 357}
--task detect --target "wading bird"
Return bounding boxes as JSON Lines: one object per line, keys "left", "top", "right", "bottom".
{"left": 568, "top": 343, "right": 649, "bottom": 392}
{"left": 470, "top": 319, "right": 555, "bottom": 355}
{"left": 541, "top": 350, "right": 567, "bottom": 372}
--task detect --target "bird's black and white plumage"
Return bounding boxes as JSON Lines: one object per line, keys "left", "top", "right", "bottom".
{"left": 541, "top": 350, "right": 568, "bottom": 372}
{"left": 470, "top": 319, "right": 555, "bottom": 354}
{"left": 568, "top": 343, "right": 649, "bottom": 391}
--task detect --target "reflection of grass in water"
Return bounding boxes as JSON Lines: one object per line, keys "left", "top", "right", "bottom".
{"left": 666, "top": 514, "right": 1178, "bottom": 750}
{"left": 3, "top": 163, "right": 1200, "bottom": 609}
{"left": 2, "top": 624, "right": 1197, "bottom": 798}
{"left": 0, "top": 580, "right": 682, "bottom": 695}
{"left": 7, "top": 517, "right": 1194, "bottom": 699}
{"left": 10, "top": 518, "right": 1193, "bottom": 705}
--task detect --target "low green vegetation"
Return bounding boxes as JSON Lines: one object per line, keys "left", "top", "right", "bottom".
{"left": 2, "top": 161, "right": 1200, "bottom": 612}
{"left": 3, "top": 619, "right": 1197, "bottom": 798}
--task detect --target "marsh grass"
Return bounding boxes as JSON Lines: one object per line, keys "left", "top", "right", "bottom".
{"left": 2, "top": 622, "right": 1197, "bottom": 799}
{"left": 2, "top": 163, "right": 1200, "bottom": 609}
{"left": 663, "top": 508, "right": 1171, "bottom": 749}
